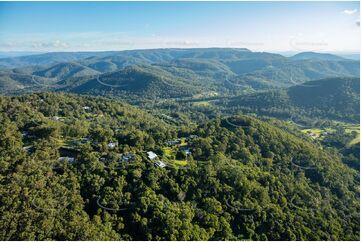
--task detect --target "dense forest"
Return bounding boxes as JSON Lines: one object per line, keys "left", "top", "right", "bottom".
{"left": 214, "top": 77, "right": 360, "bottom": 123}
{"left": 0, "top": 92, "right": 359, "bottom": 240}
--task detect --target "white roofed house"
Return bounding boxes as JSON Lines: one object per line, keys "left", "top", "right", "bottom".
{"left": 22, "top": 131, "right": 29, "bottom": 137}
{"left": 107, "top": 142, "right": 118, "bottom": 149}
{"left": 147, "top": 151, "right": 157, "bottom": 160}
{"left": 155, "top": 160, "right": 166, "bottom": 168}
{"left": 21, "top": 131, "right": 35, "bottom": 139}
{"left": 58, "top": 157, "right": 76, "bottom": 163}
{"left": 180, "top": 145, "right": 192, "bottom": 155}
{"left": 183, "top": 148, "right": 192, "bottom": 155}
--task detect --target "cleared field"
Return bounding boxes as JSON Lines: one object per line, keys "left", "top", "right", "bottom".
{"left": 344, "top": 125, "right": 360, "bottom": 134}
{"left": 301, "top": 128, "right": 323, "bottom": 139}
{"left": 174, "top": 160, "right": 188, "bottom": 166}
{"left": 302, "top": 122, "right": 360, "bottom": 146}
{"left": 348, "top": 133, "right": 360, "bottom": 147}
{"left": 163, "top": 147, "right": 173, "bottom": 156}
{"left": 162, "top": 138, "right": 190, "bottom": 167}
{"left": 192, "top": 101, "right": 211, "bottom": 107}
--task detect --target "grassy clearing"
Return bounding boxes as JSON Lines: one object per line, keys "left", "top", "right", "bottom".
{"left": 174, "top": 160, "right": 188, "bottom": 166}
{"left": 348, "top": 133, "right": 360, "bottom": 147}
{"left": 163, "top": 147, "right": 173, "bottom": 156}
{"left": 193, "top": 91, "right": 219, "bottom": 99}
{"left": 302, "top": 122, "right": 360, "bottom": 146}
{"left": 192, "top": 101, "right": 211, "bottom": 107}
{"left": 162, "top": 138, "right": 189, "bottom": 167}
{"left": 344, "top": 124, "right": 360, "bottom": 134}
{"left": 301, "top": 128, "right": 323, "bottom": 139}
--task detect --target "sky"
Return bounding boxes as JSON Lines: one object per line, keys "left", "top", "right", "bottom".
{"left": 0, "top": 1, "right": 359, "bottom": 53}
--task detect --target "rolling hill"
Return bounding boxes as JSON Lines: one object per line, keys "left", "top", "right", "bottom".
{"left": 0, "top": 71, "right": 58, "bottom": 94}
{"left": 290, "top": 52, "right": 347, "bottom": 61}
{"left": 221, "top": 77, "right": 360, "bottom": 123}
{"left": 57, "top": 65, "right": 200, "bottom": 99}
{"left": 0, "top": 92, "right": 359, "bottom": 240}
{"left": 33, "top": 62, "right": 100, "bottom": 79}
{"left": 0, "top": 48, "right": 359, "bottom": 99}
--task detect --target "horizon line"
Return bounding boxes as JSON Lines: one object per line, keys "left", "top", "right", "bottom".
{"left": 0, "top": 47, "right": 359, "bottom": 54}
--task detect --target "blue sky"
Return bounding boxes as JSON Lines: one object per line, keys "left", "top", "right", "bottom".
{"left": 0, "top": 1, "right": 359, "bottom": 52}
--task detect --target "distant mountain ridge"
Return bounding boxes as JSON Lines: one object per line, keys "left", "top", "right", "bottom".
{"left": 0, "top": 48, "right": 359, "bottom": 98}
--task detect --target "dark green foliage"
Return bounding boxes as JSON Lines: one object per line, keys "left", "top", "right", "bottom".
{"left": 0, "top": 93, "right": 359, "bottom": 240}
{"left": 222, "top": 77, "right": 360, "bottom": 123}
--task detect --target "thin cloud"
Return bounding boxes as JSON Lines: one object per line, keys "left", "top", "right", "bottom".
{"left": 31, "top": 40, "right": 69, "bottom": 49}
{"left": 342, "top": 9, "right": 358, "bottom": 15}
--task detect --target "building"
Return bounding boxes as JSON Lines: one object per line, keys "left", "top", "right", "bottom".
{"left": 147, "top": 151, "right": 158, "bottom": 160}
{"left": 58, "top": 157, "right": 75, "bottom": 163}
{"left": 183, "top": 148, "right": 192, "bottom": 155}
{"left": 107, "top": 142, "right": 118, "bottom": 149}
{"left": 155, "top": 160, "right": 166, "bottom": 168}
{"left": 186, "top": 135, "right": 199, "bottom": 142}
{"left": 121, "top": 153, "right": 135, "bottom": 162}
{"left": 166, "top": 139, "right": 181, "bottom": 146}
{"left": 23, "top": 146, "right": 34, "bottom": 154}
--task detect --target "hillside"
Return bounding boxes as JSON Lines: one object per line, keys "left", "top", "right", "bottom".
{"left": 33, "top": 62, "right": 100, "bottom": 79}
{"left": 0, "top": 92, "right": 359, "bottom": 240}
{"left": 221, "top": 77, "right": 360, "bottom": 123}
{"left": 57, "top": 65, "right": 202, "bottom": 99}
{"left": 0, "top": 71, "right": 58, "bottom": 93}
{"left": 290, "top": 52, "right": 347, "bottom": 61}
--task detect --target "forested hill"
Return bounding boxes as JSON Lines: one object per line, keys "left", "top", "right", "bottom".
{"left": 0, "top": 92, "right": 359, "bottom": 240}
{"left": 222, "top": 77, "right": 360, "bottom": 123}
{"left": 289, "top": 52, "right": 347, "bottom": 61}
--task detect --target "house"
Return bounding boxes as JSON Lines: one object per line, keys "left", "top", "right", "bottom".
{"left": 186, "top": 135, "right": 199, "bottom": 141}
{"left": 83, "top": 106, "right": 91, "bottom": 110}
{"left": 75, "top": 138, "right": 90, "bottom": 145}
{"left": 147, "top": 151, "right": 157, "bottom": 160}
{"left": 21, "top": 131, "right": 35, "bottom": 139}
{"left": 167, "top": 139, "right": 181, "bottom": 146}
{"left": 189, "top": 135, "right": 198, "bottom": 139}
{"left": 183, "top": 148, "right": 192, "bottom": 155}
{"left": 23, "top": 146, "right": 34, "bottom": 154}
{"left": 107, "top": 142, "right": 118, "bottom": 149}
{"left": 58, "top": 157, "right": 75, "bottom": 163}
{"left": 53, "top": 116, "right": 60, "bottom": 121}
{"left": 155, "top": 160, "right": 166, "bottom": 168}
{"left": 121, "top": 153, "right": 135, "bottom": 162}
